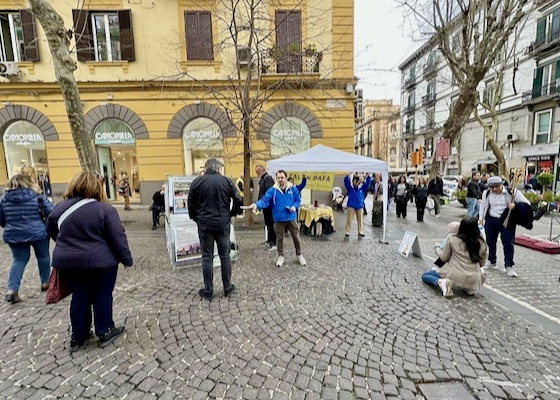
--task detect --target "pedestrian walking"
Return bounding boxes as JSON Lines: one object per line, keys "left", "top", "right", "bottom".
{"left": 46, "top": 171, "right": 133, "bottom": 352}
{"left": 422, "top": 217, "right": 488, "bottom": 297}
{"left": 118, "top": 172, "right": 132, "bottom": 210}
{"left": 255, "top": 165, "right": 276, "bottom": 249}
{"left": 466, "top": 171, "right": 482, "bottom": 218}
{"left": 251, "top": 170, "right": 306, "bottom": 267}
{"left": 412, "top": 176, "right": 429, "bottom": 222}
{"left": 478, "top": 176, "right": 531, "bottom": 278}
{"left": 235, "top": 172, "right": 254, "bottom": 204}
{"left": 0, "top": 174, "right": 54, "bottom": 304}
{"left": 150, "top": 184, "right": 165, "bottom": 230}
{"left": 394, "top": 175, "right": 408, "bottom": 218}
{"left": 343, "top": 172, "right": 371, "bottom": 237}
{"left": 428, "top": 172, "right": 444, "bottom": 217}
{"left": 188, "top": 158, "right": 242, "bottom": 300}
{"left": 479, "top": 172, "right": 489, "bottom": 193}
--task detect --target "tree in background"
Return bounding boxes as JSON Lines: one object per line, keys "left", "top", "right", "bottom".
{"left": 29, "top": 0, "right": 96, "bottom": 172}
{"left": 402, "top": 0, "right": 532, "bottom": 178}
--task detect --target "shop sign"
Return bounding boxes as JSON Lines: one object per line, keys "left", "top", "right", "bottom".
{"left": 271, "top": 117, "right": 310, "bottom": 157}
{"left": 183, "top": 117, "right": 222, "bottom": 150}
{"left": 527, "top": 155, "right": 552, "bottom": 161}
{"left": 94, "top": 119, "right": 136, "bottom": 145}
{"left": 4, "top": 133, "right": 44, "bottom": 146}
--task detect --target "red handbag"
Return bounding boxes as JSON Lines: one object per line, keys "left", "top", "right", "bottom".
{"left": 46, "top": 268, "right": 71, "bottom": 304}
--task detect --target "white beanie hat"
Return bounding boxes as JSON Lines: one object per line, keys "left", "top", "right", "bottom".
{"left": 487, "top": 176, "right": 503, "bottom": 187}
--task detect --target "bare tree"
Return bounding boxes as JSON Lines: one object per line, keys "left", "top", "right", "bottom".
{"left": 29, "top": 0, "right": 96, "bottom": 171}
{"left": 174, "top": 0, "right": 341, "bottom": 225}
{"left": 402, "top": 0, "right": 532, "bottom": 177}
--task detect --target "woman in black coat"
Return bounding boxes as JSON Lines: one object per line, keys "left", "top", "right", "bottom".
{"left": 413, "top": 176, "right": 429, "bottom": 222}
{"left": 46, "top": 172, "right": 133, "bottom": 353}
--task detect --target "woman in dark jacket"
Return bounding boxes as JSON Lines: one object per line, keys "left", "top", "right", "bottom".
{"left": 393, "top": 175, "right": 408, "bottom": 218}
{"left": 0, "top": 174, "right": 54, "bottom": 303}
{"left": 46, "top": 171, "right": 133, "bottom": 352}
{"left": 412, "top": 176, "right": 429, "bottom": 222}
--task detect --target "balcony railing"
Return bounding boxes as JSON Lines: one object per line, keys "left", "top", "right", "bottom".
{"left": 404, "top": 76, "right": 416, "bottom": 89}
{"left": 260, "top": 49, "right": 322, "bottom": 75}
{"left": 531, "top": 27, "right": 560, "bottom": 55}
{"left": 404, "top": 104, "right": 415, "bottom": 114}
{"left": 422, "top": 94, "right": 436, "bottom": 107}
{"left": 424, "top": 60, "right": 438, "bottom": 78}
{"left": 522, "top": 80, "right": 560, "bottom": 103}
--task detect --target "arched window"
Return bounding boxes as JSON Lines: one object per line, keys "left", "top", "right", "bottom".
{"left": 3, "top": 120, "right": 47, "bottom": 178}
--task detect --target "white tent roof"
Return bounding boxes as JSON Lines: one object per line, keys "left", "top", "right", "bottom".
{"left": 267, "top": 145, "right": 389, "bottom": 243}
{"left": 267, "top": 145, "right": 388, "bottom": 174}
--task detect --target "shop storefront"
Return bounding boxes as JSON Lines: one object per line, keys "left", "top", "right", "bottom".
{"left": 94, "top": 119, "right": 138, "bottom": 201}
{"left": 2, "top": 120, "right": 51, "bottom": 194}
{"left": 183, "top": 117, "right": 224, "bottom": 175}
{"left": 270, "top": 117, "right": 311, "bottom": 158}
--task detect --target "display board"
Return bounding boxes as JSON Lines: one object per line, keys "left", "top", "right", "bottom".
{"left": 398, "top": 231, "right": 423, "bottom": 258}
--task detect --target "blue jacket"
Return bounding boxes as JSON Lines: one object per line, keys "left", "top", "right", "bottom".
{"left": 46, "top": 198, "right": 133, "bottom": 269}
{"left": 344, "top": 175, "right": 371, "bottom": 210}
{"left": 295, "top": 177, "right": 307, "bottom": 192}
{"left": 255, "top": 182, "right": 301, "bottom": 222}
{"left": 0, "top": 188, "right": 53, "bottom": 244}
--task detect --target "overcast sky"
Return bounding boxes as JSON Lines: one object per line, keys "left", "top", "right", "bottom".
{"left": 354, "top": 0, "right": 419, "bottom": 105}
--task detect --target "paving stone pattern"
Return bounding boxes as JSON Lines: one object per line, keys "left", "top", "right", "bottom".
{"left": 0, "top": 203, "right": 559, "bottom": 399}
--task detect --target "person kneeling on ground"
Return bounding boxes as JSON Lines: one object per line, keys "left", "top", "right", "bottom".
{"left": 422, "top": 217, "right": 488, "bottom": 297}
{"left": 150, "top": 184, "right": 165, "bottom": 230}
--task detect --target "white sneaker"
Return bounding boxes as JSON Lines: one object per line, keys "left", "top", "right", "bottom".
{"left": 435, "top": 214, "right": 440, "bottom": 218}
{"left": 439, "top": 278, "right": 453, "bottom": 297}
{"left": 505, "top": 267, "right": 518, "bottom": 278}
{"left": 480, "top": 267, "right": 486, "bottom": 274}
{"left": 276, "top": 255, "right": 285, "bottom": 267}
{"left": 268, "top": 245, "right": 277, "bottom": 251}
{"left": 297, "top": 255, "right": 307, "bottom": 266}
{"left": 484, "top": 261, "right": 497, "bottom": 269}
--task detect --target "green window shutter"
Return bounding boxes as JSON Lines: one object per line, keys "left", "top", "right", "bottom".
{"left": 555, "top": 60, "right": 560, "bottom": 80}
{"left": 533, "top": 67, "right": 543, "bottom": 97}
{"left": 552, "top": 8, "right": 560, "bottom": 40}
{"left": 536, "top": 17, "right": 546, "bottom": 44}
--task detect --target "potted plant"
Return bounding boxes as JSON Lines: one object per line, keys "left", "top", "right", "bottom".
{"left": 288, "top": 42, "right": 300, "bottom": 55}
{"left": 316, "top": 51, "right": 323, "bottom": 62}
{"left": 269, "top": 45, "right": 283, "bottom": 61}
{"left": 305, "top": 44, "right": 316, "bottom": 57}
{"left": 537, "top": 173, "right": 553, "bottom": 191}
{"left": 455, "top": 188, "right": 467, "bottom": 207}
{"left": 524, "top": 192, "right": 541, "bottom": 211}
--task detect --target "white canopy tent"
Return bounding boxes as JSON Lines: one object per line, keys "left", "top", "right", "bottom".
{"left": 267, "top": 145, "right": 389, "bottom": 243}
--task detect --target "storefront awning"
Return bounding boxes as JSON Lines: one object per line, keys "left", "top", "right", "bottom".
{"left": 473, "top": 157, "right": 497, "bottom": 165}
{"left": 519, "top": 142, "right": 559, "bottom": 158}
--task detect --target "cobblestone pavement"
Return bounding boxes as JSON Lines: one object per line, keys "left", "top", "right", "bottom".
{"left": 0, "top": 202, "right": 559, "bottom": 399}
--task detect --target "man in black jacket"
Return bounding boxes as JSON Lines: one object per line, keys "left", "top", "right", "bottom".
{"left": 466, "top": 171, "right": 481, "bottom": 218}
{"left": 428, "top": 172, "right": 444, "bottom": 217}
{"left": 188, "top": 158, "right": 242, "bottom": 300}
{"left": 255, "top": 164, "right": 276, "bottom": 249}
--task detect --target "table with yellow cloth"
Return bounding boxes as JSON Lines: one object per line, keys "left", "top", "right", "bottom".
{"left": 298, "top": 205, "right": 335, "bottom": 236}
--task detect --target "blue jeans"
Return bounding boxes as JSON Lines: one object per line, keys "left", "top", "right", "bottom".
{"left": 199, "top": 226, "right": 232, "bottom": 293}
{"left": 62, "top": 267, "right": 118, "bottom": 342}
{"left": 7, "top": 238, "right": 51, "bottom": 291}
{"left": 422, "top": 269, "right": 441, "bottom": 286}
{"left": 485, "top": 216, "right": 515, "bottom": 266}
{"left": 466, "top": 197, "right": 480, "bottom": 218}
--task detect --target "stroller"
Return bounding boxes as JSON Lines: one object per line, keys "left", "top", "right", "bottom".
{"left": 332, "top": 186, "right": 345, "bottom": 211}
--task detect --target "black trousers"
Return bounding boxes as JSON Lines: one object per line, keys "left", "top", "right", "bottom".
{"left": 416, "top": 199, "right": 427, "bottom": 221}
{"left": 62, "top": 267, "right": 118, "bottom": 342}
{"left": 151, "top": 206, "right": 164, "bottom": 226}
{"left": 263, "top": 207, "right": 276, "bottom": 245}
{"left": 396, "top": 197, "right": 407, "bottom": 218}
{"left": 198, "top": 226, "right": 232, "bottom": 293}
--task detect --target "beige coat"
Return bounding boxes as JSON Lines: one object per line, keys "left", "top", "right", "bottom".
{"left": 435, "top": 236, "right": 488, "bottom": 292}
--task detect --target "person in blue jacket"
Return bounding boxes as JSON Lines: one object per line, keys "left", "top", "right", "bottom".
{"left": 0, "top": 174, "right": 54, "bottom": 304}
{"left": 251, "top": 170, "right": 306, "bottom": 268}
{"left": 344, "top": 172, "right": 371, "bottom": 237}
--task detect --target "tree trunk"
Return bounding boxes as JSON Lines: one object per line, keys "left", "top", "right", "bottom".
{"left": 29, "top": 0, "right": 97, "bottom": 172}
{"left": 487, "top": 138, "right": 507, "bottom": 179}
{"left": 242, "top": 114, "right": 255, "bottom": 227}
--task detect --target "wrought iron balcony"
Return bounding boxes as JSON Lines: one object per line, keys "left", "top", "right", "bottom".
{"left": 424, "top": 59, "right": 438, "bottom": 78}
{"left": 530, "top": 27, "right": 560, "bottom": 56}
{"left": 404, "top": 76, "right": 416, "bottom": 89}
{"left": 422, "top": 94, "right": 436, "bottom": 107}
{"left": 404, "top": 104, "right": 415, "bottom": 114}
{"left": 259, "top": 48, "right": 322, "bottom": 75}
{"left": 522, "top": 80, "right": 560, "bottom": 104}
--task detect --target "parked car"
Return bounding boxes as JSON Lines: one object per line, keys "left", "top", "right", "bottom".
{"left": 442, "top": 175, "right": 462, "bottom": 200}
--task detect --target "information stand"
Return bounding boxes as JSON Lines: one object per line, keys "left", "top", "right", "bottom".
{"left": 164, "top": 175, "right": 238, "bottom": 269}
{"left": 165, "top": 175, "right": 201, "bottom": 269}
{"left": 398, "top": 231, "right": 423, "bottom": 258}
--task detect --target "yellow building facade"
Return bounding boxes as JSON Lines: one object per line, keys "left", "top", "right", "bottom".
{"left": 0, "top": 0, "right": 355, "bottom": 203}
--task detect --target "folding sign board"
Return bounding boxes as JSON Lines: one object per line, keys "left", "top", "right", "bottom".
{"left": 398, "top": 230, "right": 423, "bottom": 258}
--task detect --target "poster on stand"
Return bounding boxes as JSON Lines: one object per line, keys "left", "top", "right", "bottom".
{"left": 174, "top": 224, "right": 201, "bottom": 262}
{"left": 173, "top": 178, "right": 191, "bottom": 214}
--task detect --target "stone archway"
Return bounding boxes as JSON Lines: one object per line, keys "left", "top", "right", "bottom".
{"left": 0, "top": 105, "right": 58, "bottom": 140}
{"left": 167, "top": 103, "right": 235, "bottom": 138}
{"left": 85, "top": 104, "right": 148, "bottom": 139}
{"left": 258, "top": 103, "right": 323, "bottom": 139}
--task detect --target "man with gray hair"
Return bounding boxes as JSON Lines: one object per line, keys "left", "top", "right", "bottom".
{"left": 188, "top": 158, "right": 242, "bottom": 300}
